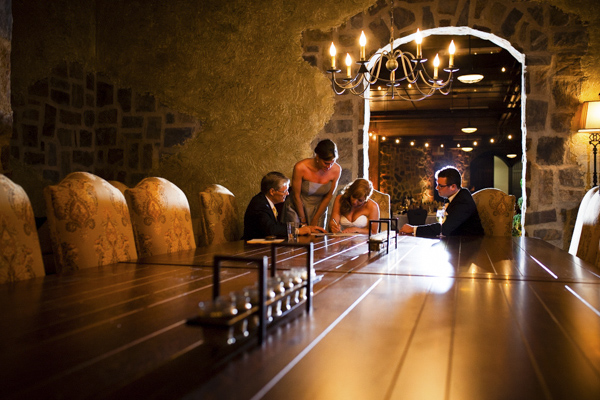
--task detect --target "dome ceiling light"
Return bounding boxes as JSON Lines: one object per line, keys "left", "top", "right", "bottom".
{"left": 461, "top": 97, "right": 477, "bottom": 133}
{"left": 457, "top": 36, "right": 484, "bottom": 84}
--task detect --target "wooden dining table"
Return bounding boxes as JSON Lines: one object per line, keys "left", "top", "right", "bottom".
{"left": 1, "top": 234, "right": 600, "bottom": 399}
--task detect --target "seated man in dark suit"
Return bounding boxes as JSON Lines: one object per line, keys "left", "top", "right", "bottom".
{"left": 400, "top": 166, "right": 484, "bottom": 237}
{"left": 243, "top": 172, "right": 326, "bottom": 240}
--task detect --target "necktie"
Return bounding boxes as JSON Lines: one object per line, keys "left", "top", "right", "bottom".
{"left": 272, "top": 205, "right": 278, "bottom": 219}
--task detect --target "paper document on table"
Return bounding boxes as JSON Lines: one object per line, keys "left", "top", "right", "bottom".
{"left": 311, "top": 233, "right": 366, "bottom": 237}
{"left": 246, "top": 238, "right": 285, "bottom": 244}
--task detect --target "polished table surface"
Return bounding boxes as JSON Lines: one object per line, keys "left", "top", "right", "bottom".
{"left": 1, "top": 235, "right": 600, "bottom": 399}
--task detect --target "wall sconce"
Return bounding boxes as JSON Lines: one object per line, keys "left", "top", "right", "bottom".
{"left": 579, "top": 99, "right": 600, "bottom": 187}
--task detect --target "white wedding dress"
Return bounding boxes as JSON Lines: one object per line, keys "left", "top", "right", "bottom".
{"left": 339, "top": 215, "right": 368, "bottom": 231}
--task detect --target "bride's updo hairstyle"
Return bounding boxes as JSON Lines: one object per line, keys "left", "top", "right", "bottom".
{"left": 339, "top": 179, "right": 373, "bottom": 215}
{"left": 314, "top": 139, "right": 338, "bottom": 161}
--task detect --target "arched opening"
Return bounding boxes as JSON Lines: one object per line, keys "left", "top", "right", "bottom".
{"left": 366, "top": 27, "right": 526, "bottom": 227}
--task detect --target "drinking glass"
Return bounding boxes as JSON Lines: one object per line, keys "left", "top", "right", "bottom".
{"left": 436, "top": 208, "right": 446, "bottom": 239}
{"left": 287, "top": 222, "right": 298, "bottom": 242}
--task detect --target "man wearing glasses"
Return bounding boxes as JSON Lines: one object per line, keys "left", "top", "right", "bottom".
{"left": 399, "top": 166, "right": 484, "bottom": 237}
{"left": 243, "top": 172, "right": 326, "bottom": 240}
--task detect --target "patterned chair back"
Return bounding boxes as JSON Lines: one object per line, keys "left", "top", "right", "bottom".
{"left": 370, "top": 189, "right": 390, "bottom": 220}
{"left": 0, "top": 174, "right": 45, "bottom": 283}
{"left": 125, "top": 177, "right": 196, "bottom": 258}
{"left": 108, "top": 180, "right": 128, "bottom": 195}
{"left": 44, "top": 172, "right": 136, "bottom": 273}
{"left": 472, "top": 188, "right": 516, "bottom": 236}
{"left": 569, "top": 186, "right": 600, "bottom": 268}
{"left": 198, "top": 184, "right": 241, "bottom": 247}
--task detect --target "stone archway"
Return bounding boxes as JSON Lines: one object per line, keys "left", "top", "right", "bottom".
{"left": 303, "top": 0, "right": 589, "bottom": 249}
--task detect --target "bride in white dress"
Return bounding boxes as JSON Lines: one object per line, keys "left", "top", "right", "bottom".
{"left": 329, "top": 179, "right": 380, "bottom": 234}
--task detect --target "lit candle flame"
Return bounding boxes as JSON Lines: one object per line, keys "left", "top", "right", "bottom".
{"left": 330, "top": 42, "right": 336, "bottom": 69}
{"left": 346, "top": 53, "right": 352, "bottom": 77}
{"left": 433, "top": 54, "right": 440, "bottom": 79}
{"left": 359, "top": 31, "right": 366, "bottom": 60}
{"left": 415, "top": 29, "right": 422, "bottom": 58}
{"left": 448, "top": 40, "right": 455, "bottom": 68}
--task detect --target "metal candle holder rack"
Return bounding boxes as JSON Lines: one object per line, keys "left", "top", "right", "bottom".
{"left": 368, "top": 218, "right": 399, "bottom": 253}
{"left": 187, "top": 242, "right": 315, "bottom": 346}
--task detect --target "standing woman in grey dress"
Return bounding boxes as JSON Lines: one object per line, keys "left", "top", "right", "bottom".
{"left": 283, "top": 139, "right": 342, "bottom": 229}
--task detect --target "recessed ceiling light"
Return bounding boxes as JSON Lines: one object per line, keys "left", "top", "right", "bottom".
{"left": 410, "top": 141, "right": 415, "bottom": 146}
{"left": 395, "top": 138, "right": 400, "bottom": 144}
{"left": 381, "top": 136, "right": 386, "bottom": 141}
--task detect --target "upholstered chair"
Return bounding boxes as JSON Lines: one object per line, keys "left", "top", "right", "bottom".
{"left": 0, "top": 174, "right": 45, "bottom": 283}
{"left": 125, "top": 177, "right": 196, "bottom": 258}
{"left": 44, "top": 172, "right": 136, "bottom": 273}
{"left": 108, "top": 180, "right": 128, "bottom": 195}
{"left": 472, "top": 188, "right": 516, "bottom": 236}
{"left": 198, "top": 184, "right": 241, "bottom": 247}
{"left": 370, "top": 189, "right": 391, "bottom": 219}
{"left": 569, "top": 186, "right": 600, "bottom": 268}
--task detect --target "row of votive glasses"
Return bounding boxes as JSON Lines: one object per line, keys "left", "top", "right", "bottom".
{"left": 197, "top": 267, "right": 314, "bottom": 345}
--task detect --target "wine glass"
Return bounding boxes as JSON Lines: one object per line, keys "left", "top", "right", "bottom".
{"left": 436, "top": 208, "right": 446, "bottom": 239}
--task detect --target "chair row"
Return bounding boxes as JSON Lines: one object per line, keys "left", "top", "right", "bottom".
{"left": 1, "top": 172, "right": 241, "bottom": 283}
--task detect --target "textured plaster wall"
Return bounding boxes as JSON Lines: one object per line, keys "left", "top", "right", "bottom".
{"left": 0, "top": 0, "right": 11, "bottom": 173}
{"left": 11, "top": 0, "right": 374, "bottom": 222}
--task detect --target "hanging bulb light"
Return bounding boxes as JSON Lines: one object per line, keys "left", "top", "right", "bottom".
{"left": 461, "top": 96, "right": 478, "bottom": 133}
{"left": 457, "top": 36, "right": 484, "bottom": 84}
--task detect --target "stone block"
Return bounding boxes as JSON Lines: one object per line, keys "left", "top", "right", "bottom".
{"left": 122, "top": 116, "right": 144, "bottom": 129}
{"left": 97, "top": 82, "right": 114, "bottom": 107}
{"left": 164, "top": 128, "right": 192, "bottom": 147}
{"left": 166, "top": 113, "right": 175, "bottom": 124}
{"left": 368, "top": 0, "right": 386, "bottom": 16}
{"left": 555, "top": 52, "right": 585, "bottom": 77}
{"left": 80, "top": 130, "right": 93, "bottom": 147}
{"left": 57, "top": 128, "right": 73, "bottom": 146}
{"left": 537, "top": 136, "right": 564, "bottom": 165}
{"left": 525, "top": 100, "right": 547, "bottom": 131}
{"left": 422, "top": 6, "right": 434, "bottom": 29}
{"left": 50, "top": 77, "right": 69, "bottom": 91}
{"left": 28, "top": 79, "right": 49, "bottom": 97}
{"left": 98, "top": 109, "right": 118, "bottom": 124}
{"left": 393, "top": 7, "right": 416, "bottom": 29}
{"left": 136, "top": 93, "right": 156, "bottom": 112}
{"left": 437, "top": 0, "right": 458, "bottom": 16}
{"left": 48, "top": 142, "right": 57, "bottom": 166}
{"left": 558, "top": 168, "right": 584, "bottom": 187}
{"left": 86, "top": 94, "right": 94, "bottom": 107}
{"left": 22, "top": 109, "right": 40, "bottom": 121}
{"left": 559, "top": 189, "right": 585, "bottom": 203}
{"left": 84, "top": 110, "right": 95, "bottom": 127}
{"left": 335, "top": 119, "right": 353, "bottom": 133}
{"left": 302, "top": 55, "right": 317, "bottom": 67}
{"left": 554, "top": 30, "right": 588, "bottom": 49}
{"left": 59, "top": 110, "right": 82, "bottom": 125}
{"left": 10, "top": 145, "right": 19, "bottom": 160}
{"left": 530, "top": 30, "right": 548, "bottom": 51}
{"left": 456, "top": 1, "right": 469, "bottom": 26}
{"left": 305, "top": 45, "right": 319, "bottom": 53}
{"left": 526, "top": 55, "right": 551, "bottom": 66}
{"left": 368, "top": 18, "right": 391, "bottom": 49}
{"left": 73, "top": 150, "right": 94, "bottom": 167}
{"left": 550, "top": 113, "right": 571, "bottom": 133}
{"left": 129, "top": 143, "right": 139, "bottom": 169}
{"left": 24, "top": 151, "right": 45, "bottom": 165}
{"left": 69, "top": 62, "right": 84, "bottom": 80}
{"left": 118, "top": 88, "right": 132, "bottom": 112}
{"left": 72, "top": 84, "right": 84, "bottom": 108}
{"left": 108, "top": 149, "right": 124, "bottom": 165}
{"left": 50, "top": 90, "right": 70, "bottom": 106}
{"left": 340, "top": 168, "right": 352, "bottom": 187}
{"left": 124, "top": 132, "right": 142, "bottom": 140}
{"left": 22, "top": 124, "right": 38, "bottom": 147}
{"left": 335, "top": 100, "right": 353, "bottom": 116}
{"left": 147, "top": 117, "right": 162, "bottom": 140}
{"left": 527, "top": 6, "right": 544, "bottom": 26}
{"left": 532, "top": 228, "right": 562, "bottom": 241}
{"left": 52, "top": 62, "right": 68, "bottom": 78}
{"left": 143, "top": 144, "right": 153, "bottom": 170}
{"left": 474, "top": 0, "right": 487, "bottom": 19}
{"left": 43, "top": 170, "right": 60, "bottom": 183}
{"left": 304, "top": 29, "right": 332, "bottom": 42}
{"left": 96, "top": 127, "right": 117, "bottom": 146}
{"left": 97, "top": 150, "right": 104, "bottom": 163}
{"left": 350, "top": 13, "right": 363, "bottom": 29}
{"left": 549, "top": 5, "right": 569, "bottom": 26}
{"left": 552, "top": 79, "right": 580, "bottom": 111}
{"left": 525, "top": 209, "right": 556, "bottom": 224}
{"left": 337, "top": 137, "right": 353, "bottom": 164}
{"left": 86, "top": 73, "right": 95, "bottom": 91}
{"left": 501, "top": 8, "right": 523, "bottom": 38}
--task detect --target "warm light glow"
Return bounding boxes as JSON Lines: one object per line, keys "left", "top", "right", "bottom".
{"left": 473, "top": 141, "right": 478, "bottom": 146}
{"left": 440, "top": 144, "right": 444, "bottom": 148}
{"left": 508, "top": 134, "right": 513, "bottom": 139}
{"left": 407, "top": 83, "right": 412, "bottom": 88}
{"left": 330, "top": 42, "right": 336, "bottom": 69}
{"left": 345, "top": 53, "right": 352, "bottom": 77}
{"left": 381, "top": 136, "right": 386, "bottom": 141}
{"left": 579, "top": 101, "right": 600, "bottom": 132}
{"left": 433, "top": 54, "right": 440, "bottom": 79}
{"left": 461, "top": 126, "right": 477, "bottom": 134}
{"left": 507, "top": 154, "right": 517, "bottom": 158}
{"left": 490, "top": 138, "right": 495, "bottom": 143}
{"left": 425, "top": 142, "right": 429, "bottom": 147}
{"left": 395, "top": 139, "right": 400, "bottom": 144}
{"left": 377, "top": 86, "right": 382, "bottom": 90}
{"left": 462, "top": 147, "right": 473, "bottom": 152}
{"left": 501, "top": 67, "right": 506, "bottom": 72}
{"left": 457, "top": 143, "right": 461, "bottom": 147}
{"left": 415, "top": 29, "right": 422, "bottom": 58}
{"left": 359, "top": 31, "right": 366, "bottom": 60}
{"left": 448, "top": 41, "right": 455, "bottom": 68}
{"left": 410, "top": 141, "right": 415, "bottom": 146}
{"left": 368, "top": 132, "right": 373, "bottom": 137}
{"left": 457, "top": 73, "right": 484, "bottom": 84}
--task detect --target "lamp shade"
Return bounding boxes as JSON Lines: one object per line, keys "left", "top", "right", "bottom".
{"left": 579, "top": 101, "right": 600, "bottom": 132}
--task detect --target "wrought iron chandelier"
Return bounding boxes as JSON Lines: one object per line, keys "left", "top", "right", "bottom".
{"left": 326, "top": 0, "right": 458, "bottom": 101}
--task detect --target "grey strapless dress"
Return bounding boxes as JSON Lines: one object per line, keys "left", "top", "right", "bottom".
{"left": 283, "top": 180, "right": 332, "bottom": 228}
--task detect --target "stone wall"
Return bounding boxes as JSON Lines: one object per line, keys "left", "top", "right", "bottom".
{"left": 0, "top": 0, "right": 11, "bottom": 174}
{"left": 11, "top": 61, "right": 201, "bottom": 214}
{"left": 379, "top": 141, "right": 471, "bottom": 208}
{"left": 302, "top": 0, "right": 596, "bottom": 249}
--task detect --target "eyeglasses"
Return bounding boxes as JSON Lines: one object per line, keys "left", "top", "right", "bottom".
{"left": 436, "top": 184, "right": 450, "bottom": 188}
{"left": 275, "top": 188, "right": 289, "bottom": 194}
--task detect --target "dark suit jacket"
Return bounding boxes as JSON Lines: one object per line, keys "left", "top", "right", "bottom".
{"left": 243, "top": 193, "right": 287, "bottom": 240}
{"left": 416, "top": 188, "right": 484, "bottom": 237}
